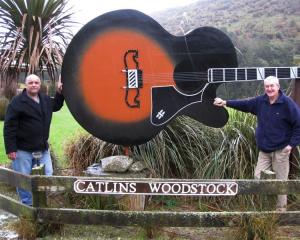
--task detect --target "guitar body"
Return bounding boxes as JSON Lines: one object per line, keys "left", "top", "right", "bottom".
{"left": 62, "top": 9, "right": 237, "bottom": 145}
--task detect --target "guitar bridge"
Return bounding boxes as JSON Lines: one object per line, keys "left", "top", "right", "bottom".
{"left": 125, "top": 69, "right": 143, "bottom": 89}
{"left": 123, "top": 50, "right": 143, "bottom": 108}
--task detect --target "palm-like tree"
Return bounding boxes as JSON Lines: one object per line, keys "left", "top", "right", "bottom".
{"left": 0, "top": 0, "right": 74, "bottom": 86}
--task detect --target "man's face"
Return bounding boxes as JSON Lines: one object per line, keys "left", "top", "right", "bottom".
{"left": 26, "top": 76, "right": 41, "bottom": 95}
{"left": 264, "top": 81, "right": 280, "bottom": 98}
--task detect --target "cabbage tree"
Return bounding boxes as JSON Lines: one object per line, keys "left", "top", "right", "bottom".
{"left": 0, "top": 0, "right": 74, "bottom": 86}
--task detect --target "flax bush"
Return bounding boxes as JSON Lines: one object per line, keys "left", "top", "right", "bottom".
{"left": 132, "top": 109, "right": 258, "bottom": 179}
{"left": 64, "top": 133, "right": 124, "bottom": 175}
{"left": 65, "top": 109, "right": 258, "bottom": 179}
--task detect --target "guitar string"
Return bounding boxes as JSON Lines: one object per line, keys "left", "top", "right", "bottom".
{"left": 132, "top": 67, "right": 297, "bottom": 82}
{"left": 141, "top": 69, "right": 296, "bottom": 78}
{"left": 135, "top": 71, "right": 295, "bottom": 85}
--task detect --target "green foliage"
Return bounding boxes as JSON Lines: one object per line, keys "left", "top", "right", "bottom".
{"left": 135, "top": 110, "right": 257, "bottom": 179}
{"left": 65, "top": 109, "right": 257, "bottom": 179}
{"left": 155, "top": 0, "right": 299, "bottom": 52}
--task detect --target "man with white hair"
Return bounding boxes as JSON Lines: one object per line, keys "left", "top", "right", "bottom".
{"left": 214, "top": 76, "right": 300, "bottom": 211}
{"left": 4, "top": 74, "right": 64, "bottom": 205}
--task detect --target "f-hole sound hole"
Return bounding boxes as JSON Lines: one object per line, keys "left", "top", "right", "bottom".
{"left": 174, "top": 61, "right": 207, "bottom": 94}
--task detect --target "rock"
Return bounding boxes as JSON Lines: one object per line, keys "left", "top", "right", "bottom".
{"left": 84, "top": 163, "right": 109, "bottom": 176}
{"left": 101, "top": 155, "right": 133, "bottom": 173}
{"left": 129, "top": 161, "right": 147, "bottom": 172}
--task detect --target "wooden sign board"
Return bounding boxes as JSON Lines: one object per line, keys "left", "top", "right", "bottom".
{"left": 74, "top": 180, "right": 238, "bottom": 196}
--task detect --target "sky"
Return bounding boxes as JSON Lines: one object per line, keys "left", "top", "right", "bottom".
{"left": 68, "top": 0, "right": 198, "bottom": 34}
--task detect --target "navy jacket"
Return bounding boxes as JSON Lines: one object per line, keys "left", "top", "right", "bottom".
{"left": 227, "top": 90, "right": 300, "bottom": 152}
{"left": 4, "top": 89, "right": 64, "bottom": 154}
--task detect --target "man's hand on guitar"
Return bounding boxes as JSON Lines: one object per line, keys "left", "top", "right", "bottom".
{"left": 214, "top": 97, "right": 226, "bottom": 107}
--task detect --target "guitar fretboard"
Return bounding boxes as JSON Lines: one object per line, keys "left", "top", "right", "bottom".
{"left": 208, "top": 67, "right": 299, "bottom": 83}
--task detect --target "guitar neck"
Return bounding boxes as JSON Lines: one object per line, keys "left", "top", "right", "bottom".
{"left": 208, "top": 67, "right": 299, "bottom": 83}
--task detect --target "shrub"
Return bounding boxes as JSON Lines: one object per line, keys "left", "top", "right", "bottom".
{"left": 64, "top": 133, "right": 124, "bottom": 175}
{"left": 12, "top": 217, "right": 37, "bottom": 240}
{"left": 12, "top": 216, "right": 64, "bottom": 239}
{"left": 132, "top": 110, "right": 257, "bottom": 179}
{"left": 234, "top": 214, "right": 278, "bottom": 240}
{"left": 40, "top": 80, "right": 58, "bottom": 96}
{"left": 3, "top": 81, "right": 18, "bottom": 100}
{"left": 64, "top": 109, "right": 257, "bottom": 179}
{"left": 0, "top": 96, "right": 9, "bottom": 120}
{"left": 40, "top": 81, "right": 48, "bottom": 95}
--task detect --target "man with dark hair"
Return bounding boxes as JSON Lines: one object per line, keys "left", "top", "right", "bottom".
{"left": 4, "top": 74, "right": 64, "bottom": 205}
{"left": 214, "top": 76, "right": 300, "bottom": 211}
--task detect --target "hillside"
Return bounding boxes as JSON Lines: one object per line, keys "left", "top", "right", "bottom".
{"left": 151, "top": 0, "right": 300, "bottom": 98}
{"left": 153, "top": 0, "right": 299, "bottom": 42}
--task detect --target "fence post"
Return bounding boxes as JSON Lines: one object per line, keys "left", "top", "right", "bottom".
{"left": 31, "top": 164, "right": 48, "bottom": 237}
{"left": 261, "top": 170, "right": 277, "bottom": 211}
{"left": 31, "top": 164, "right": 47, "bottom": 208}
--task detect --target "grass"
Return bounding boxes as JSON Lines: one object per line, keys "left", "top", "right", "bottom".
{"left": 0, "top": 104, "right": 84, "bottom": 166}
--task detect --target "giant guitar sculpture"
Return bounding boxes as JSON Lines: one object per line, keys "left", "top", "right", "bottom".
{"left": 61, "top": 9, "right": 299, "bottom": 146}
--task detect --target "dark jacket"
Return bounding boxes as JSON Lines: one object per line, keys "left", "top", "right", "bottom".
{"left": 4, "top": 89, "right": 64, "bottom": 154}
{"left": 226, "top": 90, "right": 300, "bottom": 152}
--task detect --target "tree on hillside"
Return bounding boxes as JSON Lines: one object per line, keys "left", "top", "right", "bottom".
{"left": 0, "top": 0, "right": 74, "bottom": 87}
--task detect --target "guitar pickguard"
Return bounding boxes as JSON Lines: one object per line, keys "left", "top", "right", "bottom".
{"left": 151, "top": 85, "right": 207, "bottom": 126}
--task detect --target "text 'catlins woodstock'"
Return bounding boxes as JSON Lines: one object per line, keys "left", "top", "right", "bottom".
{"left": 74, "top": 180, "right": 238, "bottom": 196}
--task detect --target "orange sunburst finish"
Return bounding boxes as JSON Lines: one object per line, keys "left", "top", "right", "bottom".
{"left": 80, "top": 29, "right": 174, "bottom": 123}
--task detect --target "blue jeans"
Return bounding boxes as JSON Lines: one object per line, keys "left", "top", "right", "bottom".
{"left": 12, "top": 150, "right": 53, "bottom": 205}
